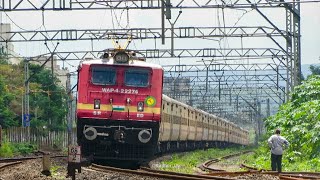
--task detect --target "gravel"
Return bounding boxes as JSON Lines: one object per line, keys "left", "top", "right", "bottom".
{"left": 0, "top": 158, "right": 168, "bottom": 180}
{"left": 0, "top": 154, "right": 283, "bottom": 180}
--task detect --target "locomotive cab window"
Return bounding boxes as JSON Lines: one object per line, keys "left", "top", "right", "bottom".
{"left": 91, "top": 66, "right": 116, "bottom": 85}
{"left": 125, "top": 69, "right": 150, "bottom": 87}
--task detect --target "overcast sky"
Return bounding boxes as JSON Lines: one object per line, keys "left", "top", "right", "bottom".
{"left": 0, "top": 1, "right": 319, "bottom": 70}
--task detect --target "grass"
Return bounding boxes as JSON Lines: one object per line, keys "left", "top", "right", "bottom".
{"left": 159, "top": 145, "right": 320, "bottom": 173}
{"left": 159, "top": 146, "right": 253, "bottom": 174}
{"left": 0, "top": 141, "right": 14, "bottom": 157}
{"left": 0, "top": 140, "right": 37, "bottom": 157}
{"left": 50, "top": 165, "right": 65, "bottom": 179}
{"left": 243, "top": 144, "right": 320, "bottom": 172}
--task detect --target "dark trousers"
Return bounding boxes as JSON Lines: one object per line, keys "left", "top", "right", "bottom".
{"left": 271, "top": 153, "right": 282, "bottom": 172}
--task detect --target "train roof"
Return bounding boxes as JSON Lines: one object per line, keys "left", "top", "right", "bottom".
{"left": 162, "top": 94, "right": 195, "bottom": 111}
{"left": 80, "top": 57, "right": 163, "bottom": 69}
{"left": 162, "top": 94, "right": 248, "bottom": 132}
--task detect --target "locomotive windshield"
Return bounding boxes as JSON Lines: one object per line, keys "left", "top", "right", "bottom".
{"left": 125, "top": 69, "right": 150, "bottom": 87}
{"left": 91, "top": 66, "right": 116, "bottom": 85}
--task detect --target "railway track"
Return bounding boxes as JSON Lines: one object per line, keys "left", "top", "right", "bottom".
{"left": 0, "top": 161, "right": 22, "bottom": 171}
{"left": 240, "top": 164, "right": 320, "bottom": 180}
{"left": 89, "top": 163, "right": 320, "bottom": 180}
{"left": 200, "top": 150, "right": 253, "bottom": 172}
{"left": 198, "top": 151, "right": 320, "bottom": 180}
{"left": 0, "top": 154, "right": 67, "bottom": 172}
{"left": 88, "top": 163, "right": 235, "bottom": 180}
{"left": 0, "top": 155, "right": 66, "bottom": 163}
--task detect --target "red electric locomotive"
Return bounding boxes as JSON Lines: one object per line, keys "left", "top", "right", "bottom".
{"left": 76, "top": 49, "right": 163, "bottom": 161}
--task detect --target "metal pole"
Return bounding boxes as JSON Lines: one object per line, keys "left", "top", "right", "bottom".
{"left": 205, "top": 67, "right": 208, "bottom": 93}
{"left": 66, "top": 73, "right": 72, "bottom": 145}
{"left": 293, "top": 0, "right": 301, "bottom": 85}
{"left": 161, "top": 0, "right": 165, "bottom": 45}
{"left": 171, "top": 23, "right": 174, "bottom": 57}
{"left": 24, "top": 59, "right": 30, "bottom": 141}
{"left": 267, "top": 98, "right": 270, "bottom": 117}
{"left": 21, "top": 95, "right": 24, "bottom": 127}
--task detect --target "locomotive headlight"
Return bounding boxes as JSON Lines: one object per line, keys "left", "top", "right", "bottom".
{"left": 137, "top": 101, "right": 144, "bottom": 112}
{"left": 94, "top": 99, "right": 100, "bottom": 109}
{"left": 114, "top": 51, "right": 129, "bottom": 64}
{"left": 83, "top": 127, "right": 97, "bottom": 141}
{"left": 138, "top": 129, "right": 152, "bottom": 143}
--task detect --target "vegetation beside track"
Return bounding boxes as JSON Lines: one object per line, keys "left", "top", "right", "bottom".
{"left": 159, "top": 75, "right": 320, "bottom": 173}
{"left": 246, "top": 75, "right": 320, "bottom": 172}
{"left": 0, "top": 140, "right": 37, "bottom": 157}
{"left": 0, "top": 59, "right": 68, "bottom": 130}
{"left": 158, "top": 146, "right": 253, "bottom": 174}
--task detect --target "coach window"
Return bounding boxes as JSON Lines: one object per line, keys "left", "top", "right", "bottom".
{"left": 91, "top": 66, "right": 116, "bottom": 85}
{"left": 125, "top": 69, "right": 150, "bottom": 87}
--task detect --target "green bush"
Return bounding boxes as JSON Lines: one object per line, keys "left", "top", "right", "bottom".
{"left": 246, "top": 75, "right": 320, "bottom": 171}
{"left": 0, "top": 141, "right": 14, "bottom": 157}
{"left": 12, "top": 143, "right": 37, "bottom": 155}
{"left": 265, "top": 75, "right": 320, "bottom": 159}
{"left": 0, "top": 141, "right": 37, "bottom": 157}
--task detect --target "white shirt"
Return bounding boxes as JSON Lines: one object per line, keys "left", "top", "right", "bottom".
{"left": 268, "top": 134, "right": 289, "bottom": 155}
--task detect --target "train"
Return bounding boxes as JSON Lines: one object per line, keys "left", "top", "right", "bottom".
{"left": 76, "top": 49, "right": 249, "bottom": 163}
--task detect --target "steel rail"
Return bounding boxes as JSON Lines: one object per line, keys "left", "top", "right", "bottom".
{"left": 0, "top": 155, "right": 67, "bottom": 163}
{"left": 240, "top": 163, "right": 320, "bottom": 179}
{"left": 0, "top": 161, "right": 22, "bottom": 170}
{"left": 206, "top": 171, "right": 310, "bottom": 180}
{"left": 91, "top": 163, "right": 234, "bottom": 180}
{"left": 201, "top": 151, "right": 253, "bottom": 172}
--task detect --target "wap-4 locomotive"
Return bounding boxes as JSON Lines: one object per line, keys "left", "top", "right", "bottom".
{"left": 76, "top": 49, "right": 249, "bottom": 162}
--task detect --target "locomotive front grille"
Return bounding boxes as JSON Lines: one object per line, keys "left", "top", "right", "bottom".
{"left": 83, "top": 125, "right": 153, "bottom": 144}
{"left": 77, "top": 118, "right": 159, "bottom": 161}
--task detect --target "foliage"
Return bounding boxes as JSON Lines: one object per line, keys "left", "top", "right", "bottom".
{"left": 245, "top": 75, "right": 320, "bottom": 171}
{"left": 12, "top": 143, "right": 37, "bottom": 155}
{"left": 28, "top": 63, "right": 68, "bottom": 131}
{"left": 0, "top": 76, "right": 16, "bottom": 128}
{"left": 0, "top": 141, "right": 14, "bottom": 157}
{"left": 265, "top": 75, "right": 320, "bottom": 159}
{"left": 309, "top": 64, "right": 320, "bottom": 76}
{"left": 159, "top": 146, "right": 252, "bottom": 174}
{"left": 0, "top": 139, "right": 37, "bottom": 157}
{"left": 162, "top": 75, "right": 320, "bottom": 172}
{"left": 50, "top": 165, "right": 64, "bottom": 179}
{"left": 0, "top": 60, "right": 68, "bottom": 130}
{"left": 244, "top": 145, "right": 320, "bottom": 171}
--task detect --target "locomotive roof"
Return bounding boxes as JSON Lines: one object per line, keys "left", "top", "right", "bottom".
{"left": 81, "top": 57, "right": 163, "bottom": 69}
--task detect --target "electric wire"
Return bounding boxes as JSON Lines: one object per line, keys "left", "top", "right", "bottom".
{"left": 2, "top": 11, "right": 43, "bottom": 31}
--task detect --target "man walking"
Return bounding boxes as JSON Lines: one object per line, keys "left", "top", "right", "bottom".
{"left": 267, "top": 129, "right": 289, "bottom": 172}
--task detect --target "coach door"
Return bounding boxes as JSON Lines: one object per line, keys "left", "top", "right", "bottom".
{"left": 179, "top": 106, "right": 188, "bottom": 141}
{"left": 170, "top": 103, "right": 180, "bottom": 141}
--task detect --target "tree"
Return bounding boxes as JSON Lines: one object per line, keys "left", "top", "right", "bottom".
{"left": 265, "top": 75, "right": 320, "bottom": 159}
{"left": 309, "top": 65, "right": 320, "bottom": 76}
{"left": 0, "top": 61, "right": 68, "bottom": 130}
{"left": 0, "top": 76, "right": 16, "bottom": 128}
{"left": 28, "top": 63, "right": 68, "bottom": 131}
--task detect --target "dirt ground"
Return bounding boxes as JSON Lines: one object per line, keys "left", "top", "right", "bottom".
{"left": 149, "top": 153, "right": 281, "bottom": 180}
{"left": 0, "top": 156, "right": 282, "bottom": 180}
{"left": 206, "top": 152, "right": 254, "bottom": 171}
{"left": 0, "top": 157, "right": 167, "bottom": 180}
{"left": 0, "top": 151, "right": 286, "bottom": 180}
